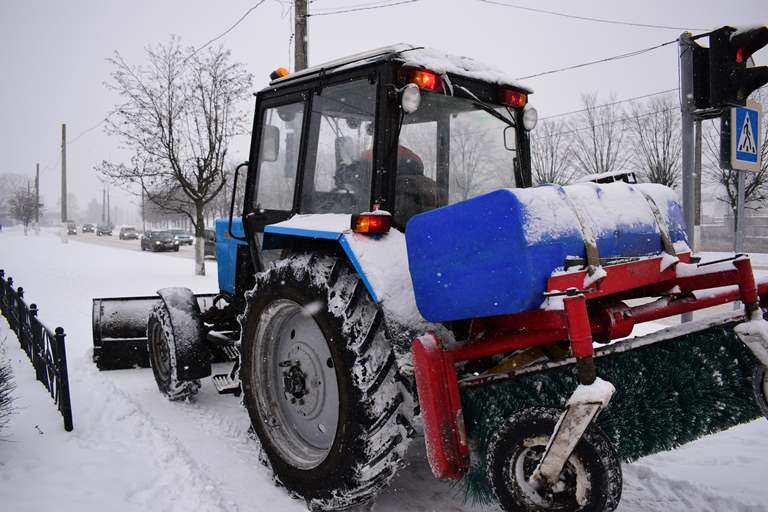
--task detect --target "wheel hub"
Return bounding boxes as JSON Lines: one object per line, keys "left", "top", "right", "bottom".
{"left": 283, "top": 362, "right": 308, "bottom": 399}
{"left": 253, "top": 300, "right": 340, "bottom": 470}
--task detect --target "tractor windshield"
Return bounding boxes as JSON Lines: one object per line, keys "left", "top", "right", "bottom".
{"left": 394, "top": 91, "right": 518, "bottom": 226}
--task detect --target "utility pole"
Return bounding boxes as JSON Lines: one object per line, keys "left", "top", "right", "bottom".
{"left": 107, "top": 187, "right": 111, "bottom": 225}
{"left": 102, "top": 186, "right": 106, "bottom": 224}
{"left": 294, "top": 0, "right": 308, "bottom": 71}
{"left": 61, "top": 123, "right": 67, "bottom": 222}
{"left": 35, "top": 163, "right": 40, "bottom": 224}
{"left": 679, "top": 33, "right": 697, "bottom": 323}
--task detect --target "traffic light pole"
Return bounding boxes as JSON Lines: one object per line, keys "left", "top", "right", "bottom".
{"left": 679, "top": 33, "right": 697, "bottom": 323}
{"left": 735, "top": 171, "right": 746, "bottom": 252}
{"left": 679, "top": 33, "right": 697, "bottom": 248}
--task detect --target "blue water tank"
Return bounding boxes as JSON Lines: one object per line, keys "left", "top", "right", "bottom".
{"left": 215, "top": 218, "right": 247, "bottom": 295}
{"left": 405, "top": 182, "right": 687, "bottom": 323}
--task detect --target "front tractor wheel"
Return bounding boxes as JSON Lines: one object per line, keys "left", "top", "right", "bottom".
{"left": 753, "top": 365, "right": 768, "bottom": 420}
{"left": 487, "top": 407, "right": 622, "bottom": 512}
{"left": 147, "top": 302, "right": 201, "bottom": 401}
{"left": 241, "top": 254, "right": 413, "bottom": 510}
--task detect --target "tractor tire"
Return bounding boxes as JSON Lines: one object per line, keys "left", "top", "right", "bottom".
{"left": 147, "top": 301, "right": 201, "bottom": 401}
{"left": 753, "top": 365, "right": 768, "bottom": 420}
{"left": 241, "top": 254, "right": 414, "bottom": 511}
{"left": 487, "top": 406, "right": 622, "bottom": 512}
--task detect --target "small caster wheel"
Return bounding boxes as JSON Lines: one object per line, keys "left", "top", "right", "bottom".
{"left": 487, "top": 406, "right": 622, "bottom": 512}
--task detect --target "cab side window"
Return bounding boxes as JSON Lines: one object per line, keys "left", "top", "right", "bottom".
{"left": 254, "top": 101, "right": 305, "bottom": 211}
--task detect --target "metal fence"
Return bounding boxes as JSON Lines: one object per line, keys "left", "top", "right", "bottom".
{"left": 0, "top": 269, "right": 73, "bottom": 431}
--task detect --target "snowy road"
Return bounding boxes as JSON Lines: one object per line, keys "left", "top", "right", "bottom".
{"left": 67, "top": 231, "right": 198, "bottom": 260}
{"left": 1, "top": 227, "right": 767, "bottom": 512}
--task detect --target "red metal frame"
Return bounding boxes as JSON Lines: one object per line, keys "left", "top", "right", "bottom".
{"left": 412, "top": 254, "right": 768, "bottom": 480}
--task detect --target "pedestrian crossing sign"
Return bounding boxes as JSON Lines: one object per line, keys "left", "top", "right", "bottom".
{"left": 731, "top": 101, "right": 763, "bottom": 172}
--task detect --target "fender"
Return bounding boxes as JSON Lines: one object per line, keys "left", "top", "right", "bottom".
{"left": 262, "top": 213, "right": 423, "bottom": 324}
{"left": 156, "top": 287, "right": 212, "bottom": 381}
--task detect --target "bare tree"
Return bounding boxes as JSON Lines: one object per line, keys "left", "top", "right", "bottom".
{"left": 98, "top": 37, "right": 252, "bottom": 275}
{"left": 450, "top": 122, "right": 500, "bottom": 201}
{"left": 703, "top": 120, "right": 768, "bottom": 223}
{"left": 530, "top": 119, "right": 576, "bottom": 185}
{"left": 9, "top": 185, "right": 39, "bottom": 234}
{"left": 626, "top": 96, "right": 681, "bottom": 187}
{"left": 0, "top": 173, "right": 28, "bottom": 213}
{"left": 571, "top": 92, "right": 628, "bottom": 177}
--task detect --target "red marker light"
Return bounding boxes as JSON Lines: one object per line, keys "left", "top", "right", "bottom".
{"left": 351, "top": 213, "right": 392, "bottom": 234}
{"left": 410, "top": 69, "right": 441, "bottom": 92}
{"left": 736, "top": 47, "right": 745, "bottom": 64}
{"left": 499, "top": 88, "right": 527, "bottom": 108}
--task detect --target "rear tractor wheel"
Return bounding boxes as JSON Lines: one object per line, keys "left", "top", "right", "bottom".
{"left": 241, "top": 254, "right": 414, "bottom": 510}
{"left": 487, "top": 407, "right": 622, "bottom": 512}
{"left": 147, "top": 289, "right": 210, "bottom": 401}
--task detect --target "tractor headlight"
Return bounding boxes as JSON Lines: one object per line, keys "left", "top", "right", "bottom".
{"left": 174, "top": 241, "right": 179, "bottom": 245}
{"left": 155, "top": 241, "right": 160, "bottom": 245}
{"left": 400, "top": 83, "right": 421, "bottom": 114}
{"left": 523, "top": 105, "right": 538, "bottom": 131}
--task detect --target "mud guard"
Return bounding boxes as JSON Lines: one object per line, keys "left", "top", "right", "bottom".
{"left": 412, "top": 333, "right": 470, "bottom": 480}
{"left": 156, "top": 287, "right": 212, "bottom": 381}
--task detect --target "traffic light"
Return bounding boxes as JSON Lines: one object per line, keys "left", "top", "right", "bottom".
{"left": 709, "top": 25, "right": 768, "bottom": 107}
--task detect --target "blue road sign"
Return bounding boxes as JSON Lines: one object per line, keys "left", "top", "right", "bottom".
{"left": 730, "top": 102, "right": 762, "bottom": 172}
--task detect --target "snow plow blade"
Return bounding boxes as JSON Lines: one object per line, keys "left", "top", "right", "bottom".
{"left": 92, "top": 294, "right": 217, "bottom": 370}
{"left": 459, "top": 312, "right": 764, "bottom": 500}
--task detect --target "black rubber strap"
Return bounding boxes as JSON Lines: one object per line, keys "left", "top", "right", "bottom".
{"left": 638, "top": 189, "right": 677, "bottom": 256}
{"left": 560, "top": 191, "right": 601, "bottom": 274}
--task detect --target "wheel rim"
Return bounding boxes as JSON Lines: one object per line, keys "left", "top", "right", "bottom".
{"left": 508, "top": 435, "right": 590, "bottom": 510}
{"left": 149, "top": 320, "right": 172, "bottom": 384}
{"left": 252, "top": 299, "right": 340, "bottom": 469}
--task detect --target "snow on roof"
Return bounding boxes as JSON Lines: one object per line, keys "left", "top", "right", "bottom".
{"left": 270, "top": 43, "right": 532, "bottom": 92}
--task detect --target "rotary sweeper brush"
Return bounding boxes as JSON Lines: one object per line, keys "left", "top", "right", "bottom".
{"left": 89, "top": 45, "right": 768, "bottom": 512}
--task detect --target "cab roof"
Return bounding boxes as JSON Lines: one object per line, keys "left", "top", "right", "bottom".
{"left": 267, "top": 43, "right": 533, "bottom": 93}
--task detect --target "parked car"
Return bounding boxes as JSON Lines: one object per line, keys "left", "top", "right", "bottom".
{"left": 82, "top": 223, "right": 95, "bottom": 233}
{"left": 167, "top": 229, "right": 193, "bottom": 245}
{"left": 203, "top": 229, "right": 216, "bottom": 258}
{"left": 66, "top": 221, "right": 77, "bottom": 235}
{"left": 119, "top": 226, "right": 139, "bottom": 240}
{"left": 141, "top": 230, "right": 180, "bottom": 252}
{"left": 96, "top": 224, "right": 113, "bottom": 236}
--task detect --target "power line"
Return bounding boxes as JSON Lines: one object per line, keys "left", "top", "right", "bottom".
{"left": 475, "top": 0, "right": 707, "bottom": 31}
{"left": 186, "top": 1, "right": 268, "bottom": 62}
{"left": 539, "top": 88, "right": 679, "bottom": 121}
{"left": 310, "top": 0, "right": 401, "bottom": 11}
{"left": 308, "top": 0, "right": 419, "bottom": 17}
{"left": 537, "top": 106, "right": 678, "bottom": 141}
{"left": 516, "top": 38, "right": 679, "bottom": 80}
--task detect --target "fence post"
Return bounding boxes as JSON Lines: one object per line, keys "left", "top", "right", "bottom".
{"left": 54, "top": 327, "right": 74, "bottom": 432}
{"left": 8, "top": 279, "right": 17, "bottom": 333}
{"left": 0, "top": 269, "right": 5, "bottom": 314}
{"left": 29, "top": 304, "right": 47, "bottom": 384}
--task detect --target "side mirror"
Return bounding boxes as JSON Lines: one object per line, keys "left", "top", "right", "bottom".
{"left": 261, "top": 125, "right": 280, "bottom": 162}
{"left": 335, "top": 136, "right": 356, "bottom": 166}
{"left": 503, "top": 126, "right": 517, "bottom": 152}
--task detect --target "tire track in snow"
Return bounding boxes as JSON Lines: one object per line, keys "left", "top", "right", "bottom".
{"left": 620, "top": 463, "right": 766, "bottom": 512}
{"left": 81, "top": 368, "right": 237, "bottom": 512}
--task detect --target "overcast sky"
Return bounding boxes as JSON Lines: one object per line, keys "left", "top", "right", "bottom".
{"left": 1, "top": 0, "right": 765, "bottom": 223}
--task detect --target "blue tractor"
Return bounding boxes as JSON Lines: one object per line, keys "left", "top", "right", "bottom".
{"left": 91, "top": 45, "right": 768, "bottom": 512}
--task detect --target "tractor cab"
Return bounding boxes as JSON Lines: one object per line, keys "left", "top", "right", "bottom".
{"left": 241, "top": 44, "right": 536, "bottom": 241}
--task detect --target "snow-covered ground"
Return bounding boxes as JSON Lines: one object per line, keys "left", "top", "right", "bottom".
{"left": 0, "top": 227, "right": 767, "bottom": 512}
